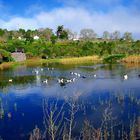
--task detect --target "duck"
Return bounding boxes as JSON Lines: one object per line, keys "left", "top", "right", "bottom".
{"left": 43, "top": 79, "right": 48, "bottom": 84}
{"left": 58, "top": 78, "right": 64, "bottom": 83}
{"left": 93, "top": 74, "right": 97, "bottom": 78}
{"left": 81, "top": 76, "right": 86, "bottom": 79}
{"left": 9, "top": 79, "right": 13, "bottom": 82}
{"left": 70, "top": 72, "right": 74, "bottom": 75}
{"left": 35, "top": 70, "right": 39, "bottom": 75}
{"left": 124, "top": 74, "right": 128, "bottom": 80}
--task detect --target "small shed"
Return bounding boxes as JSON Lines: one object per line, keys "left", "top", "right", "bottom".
{"left": 11, "top": 48, "right": 26, "bottom": 62}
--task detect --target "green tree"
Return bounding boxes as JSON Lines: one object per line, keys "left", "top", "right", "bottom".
{"left": 56, "top": 25, "right": 68, "bottom": 39}
{"left": 0, "top": 29, "right": 5, "bottom": 36}
{"left": 51, "top": 35, "right": 57, "bottom": 45}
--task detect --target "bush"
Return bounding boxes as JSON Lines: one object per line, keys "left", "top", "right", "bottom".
{"left": 103, "top": 54, "right": 126, "bottom": 63}
{"left": 0, "top": 49, "right": 13, "bottom": 62}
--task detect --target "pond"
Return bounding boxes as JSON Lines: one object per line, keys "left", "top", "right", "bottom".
{"left": 0, "top": 63, "right": 140, "bottom": 140}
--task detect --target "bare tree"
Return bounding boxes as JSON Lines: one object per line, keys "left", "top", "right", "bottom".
{"left": 65, "top": 99, "right": 79, "bottom": 140}
{"left": 43, "top": 99, "right": 65, "bottom": 140}
{"left": 65, "top": 29, "right": 75, "bottom": 40}
{"left": 123, "top": 32, "right": 133, "bottom": 41}
{"left": 112, "top": 31, "right": 121, "bottom": 40}
{"left": 80, "top": 29, "right": 97, "bottom": 40}
{"left": 81, "top": 120, "right": 100, "bottom": 140}
{"left": 103, "top": 31, "right": 110, "bottom": 40}
{"left": 29, "top": 126, "right": 43, "bottom": 140}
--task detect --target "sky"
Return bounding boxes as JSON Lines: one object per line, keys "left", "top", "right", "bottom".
{"left": 0, "top": 0, "right": 140, "bottom": 39}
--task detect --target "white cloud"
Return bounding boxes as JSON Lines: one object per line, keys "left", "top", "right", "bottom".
{"left": 0, "top": 6, "right": 140, "bottom": 38}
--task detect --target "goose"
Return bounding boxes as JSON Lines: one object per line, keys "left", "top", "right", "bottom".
{"left": 77, "top": 73, "right": 81, "bottom": 77}
{"left": 124, "top": 74, "right": 128, "bottom": 80}
{"left": 66, "top": 79, "right": 73, "bottom": 83}
{"left": 93, "top": 74, "right": 97, "bottom": 78}
{"left": 70, "top": 72, "right": 74, "bottom": 75}
{"left": 81, "top": 76, "right": 86, "bottom": 79}
{"left": 43, "top": 79, "right": 48, "bottom": 84}
{"left": 72, "top": 78, "right": 76, "bottom": 82}
{"left": 58, "top": 78, "right": 64, "bottom": 83}
{"left": 9, "top": 79, "right": 13, "bottom": 82}
{"left": 74, "top": 72, "right": 78, "bottom": 76}
{"left": 35, "top": 70, "right": 39, "bottom": 75}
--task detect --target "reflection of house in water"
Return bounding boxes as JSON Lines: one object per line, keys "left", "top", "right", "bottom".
{"left": 36, "top": 74, "right": 41, "bottom": 86}
{"left": 13, "top": 66, "right": 27, "bottom": 76}
{"left": 11, "top": 48, "right": 26, "bottom": 62}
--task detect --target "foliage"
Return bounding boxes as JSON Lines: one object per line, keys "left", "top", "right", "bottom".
{"left": 56, "top": 25, "right": 68, "bottom": 39}
{"left": 0, "top": 26, "right": 138, "bottom": 64}
{"left": 103, "top": 54, "right": 126, "bottom": 63}
{"left": 0, "top": 49, "right": 13, "bottom": 63}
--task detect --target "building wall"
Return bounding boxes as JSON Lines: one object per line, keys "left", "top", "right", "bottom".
{"left": 11, "top": 53, "right": 26, "bottom": 62}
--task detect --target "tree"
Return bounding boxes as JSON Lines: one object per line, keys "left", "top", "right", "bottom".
{"left": 112, "top": 31, "right": 121, "bottom": 40}
{"left": 56, "top": 25, "right": 63, "bottom": 38}
{"left": 56, "top": 25, "right": 68, "bottom": 39}
{"left": 0, "top": 29, "right": 5, "bottom": 36}
{"left": 80, "top": 29, "right": 97, "bottom": 40}
{"left": 65, "top": 29, "right": 75, "bottom": 40}
{"left": 103, "top": 31, "right": 110, "bottom": 40}
{"left": 38, "top": 28, "right": 53, "bottom": 41}
{"left": 50, "top": 35, "right": 57, "bottom": 45}
{"left": 123, "top": 32, "right": 133, "bottom": 41}
{"left": 18, "top": 28, "right": 26, "bottom": 35}
{"left": 24, "top": 30, "right": 33, "bottom": 42}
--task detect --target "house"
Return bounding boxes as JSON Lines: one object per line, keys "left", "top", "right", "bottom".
{"left": 11, "top": 48, "right": 26, "bottom": 62}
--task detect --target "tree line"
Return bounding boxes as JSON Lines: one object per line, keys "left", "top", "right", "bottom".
{"left": 0, "top": 25, "right": 139, "bottom": 63}
{"left": 0, "top": 26, "right": 133, "bottom": 42}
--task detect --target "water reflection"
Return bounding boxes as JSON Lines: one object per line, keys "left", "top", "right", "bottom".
{"left": 0, "top": 64, "right": 140, "bottom": 139}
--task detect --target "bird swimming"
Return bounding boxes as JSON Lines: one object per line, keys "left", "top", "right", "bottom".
{"left": 9, "top": 79, "right": 13, "bottom": 82}
{"left": 124, "top": 74, "right": 128, "bottom": 80}
{"left": 43, "top": 79, "right": 48, "bottom": 84}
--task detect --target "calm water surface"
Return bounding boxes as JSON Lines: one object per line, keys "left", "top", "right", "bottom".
{"left": 0, "top": 63, "right": 140, "bottom": 140}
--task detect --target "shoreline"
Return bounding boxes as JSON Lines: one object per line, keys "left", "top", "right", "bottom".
{"left": 121, "top": 55, "right": 140, "bottom": 64}
{"left": 1, "top": 55, "right": 140, "bottom": 70}
{"left": 0, "top": 56, "right": 102, "bottom": 70}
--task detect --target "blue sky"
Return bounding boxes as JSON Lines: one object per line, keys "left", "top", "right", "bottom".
{"left": 0, "top": 0, "right": 140, "bottom": 39}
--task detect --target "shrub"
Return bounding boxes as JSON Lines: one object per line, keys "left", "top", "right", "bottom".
{"left": 103, "top": 54, "right": 126, "bottom": 63}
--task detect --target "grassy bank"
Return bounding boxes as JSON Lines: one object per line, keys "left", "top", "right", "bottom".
{"left": 0, "top": 56, "right": 102, "bottom": 70}
{"left": 121, "top": 55, "right": 140, "bottom": 64}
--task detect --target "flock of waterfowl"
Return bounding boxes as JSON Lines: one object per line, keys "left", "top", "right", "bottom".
{"left": 7, "top": 67, "right": 132, "bottom": 86}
